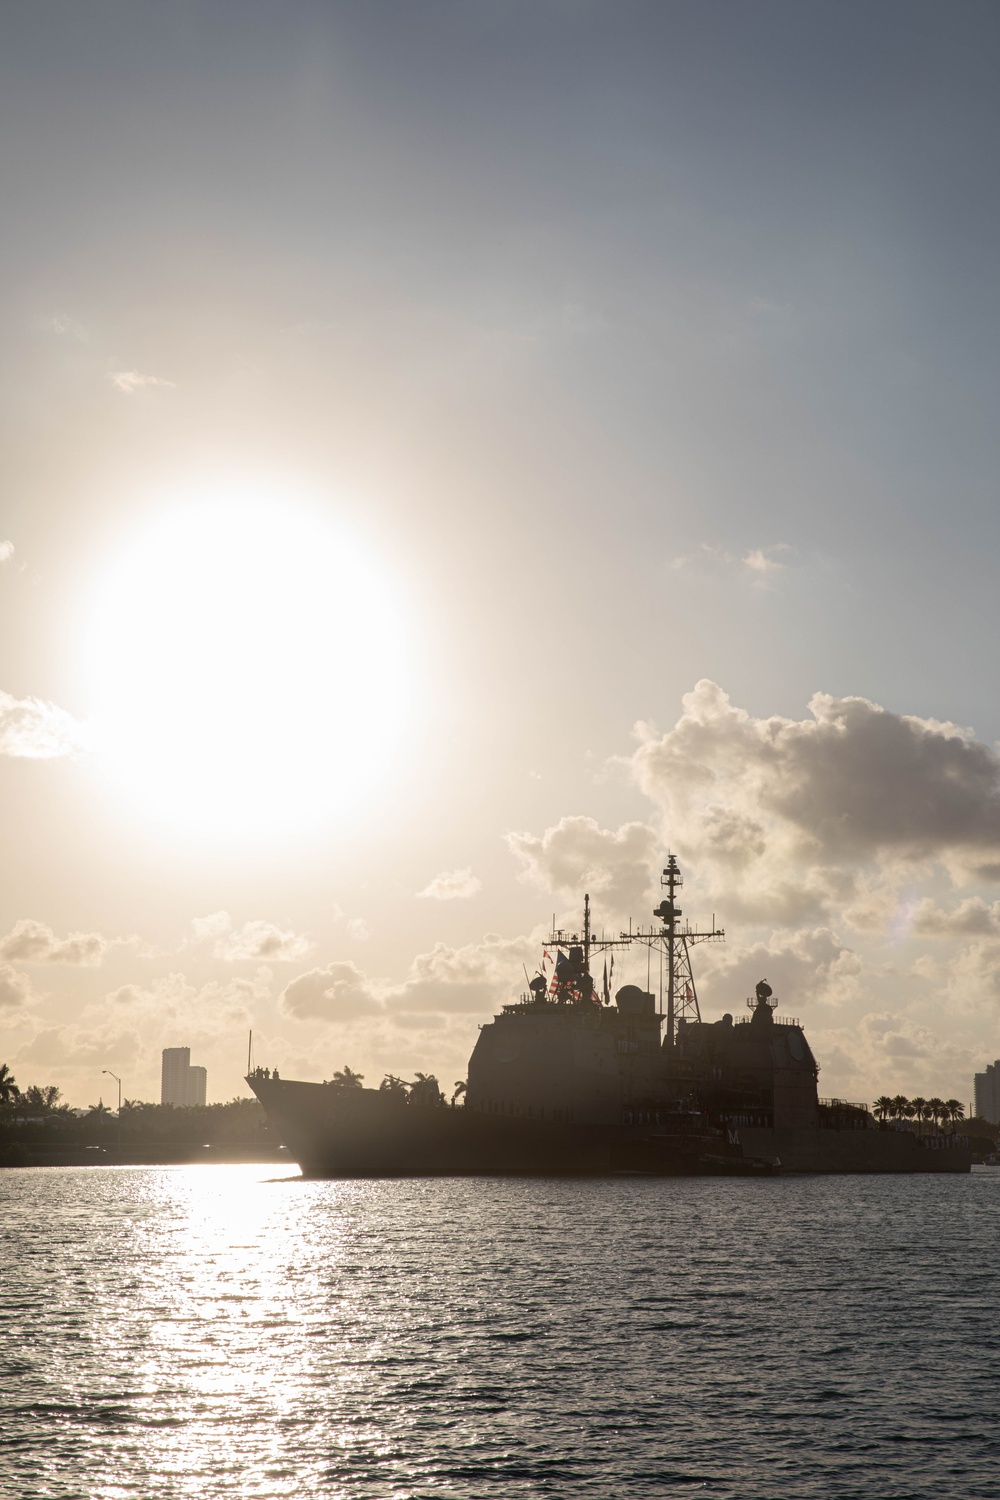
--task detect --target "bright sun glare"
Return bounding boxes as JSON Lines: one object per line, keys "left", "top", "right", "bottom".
{"left": 83, "top": 487, "right": 414, "bottom": 840}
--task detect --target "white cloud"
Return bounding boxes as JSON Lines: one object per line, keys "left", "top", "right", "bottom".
{"left": 0, "top": 920, "right": 108, "bottom": 966}
{"left": 0, "top": 690, "right": 90, "bottom": 758}
{"left": 670, "top": 543, "right": 794, "bottom": 582}
{"left": 506, "top": 815, "right": 659, "bottom": 916}
{"left": 46, "top": 313, "right": 87, "bottom": 341}
{"left": 190, "top": 911, "right": 312, "bottom": 962}
{"left": 417, "top": 867, "right": 482, "bottom": 900}
{"left": 0, "top": 540, "right": 13, "bottom": 564}
{"left": 109, "top": 369, "right": 175, "bottom": 393}
{"left": 742, "top": 544, "right": 791, "bottom": 576}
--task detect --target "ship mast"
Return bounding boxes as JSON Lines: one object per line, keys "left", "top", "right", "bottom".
{"left": 627, "top": 855, "right": 725, "bottom": 1049}
{"left": 544, "top": 859, "right": 723, "bottom": 1036}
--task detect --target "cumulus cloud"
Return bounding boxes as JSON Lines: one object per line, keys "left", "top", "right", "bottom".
{"left": 913, "top": 897, "right": 1000, "bottom": 938}
{"left": 0, "top": 540, "right": 13, "bottom": 564}
{"left": 109, "top": 369, "right": 175, "bottom": 393}
{"left": 506, "top": 816, "right": 659, "bottom": 915}
{"left": 698, "top": 926, "right": 863, "bottom": 1016}
{"left": 279, "top": 931, "right": 537, "bottom": 1025}
{"left": 0, "top": 690, "right": 90, "bottom": 758}
{"left": 629, "top": 681, "right": 1000, "bottom": 907}
{"left": 0, "top": 920, "right": 108, "bottom": 966}
{"left": 280, "top": 960, "right": 381, "bottom": 1021}
{"left": 417, "top": 868, "right": 482, "bottom": 900}
{"left": 191, "top": 911, "right": 311, "bottom": 962}
{"left": 102, "top": 970, "right": 270, "bottom": 1032}
{"left": 0, "top": 961, "right": 38, "bottom": 1010}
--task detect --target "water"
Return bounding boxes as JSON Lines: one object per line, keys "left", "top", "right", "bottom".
{"left": 2, "top": 1166, "right": 999, "bottom": 1499}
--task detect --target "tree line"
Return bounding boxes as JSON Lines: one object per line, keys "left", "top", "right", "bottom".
{"left": 872, "top": 1095, "right": 965, "bottom": 1129}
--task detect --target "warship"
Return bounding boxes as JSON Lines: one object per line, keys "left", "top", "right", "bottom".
{"left": 248, "top": 858, "right": 971, "bottom": 1176}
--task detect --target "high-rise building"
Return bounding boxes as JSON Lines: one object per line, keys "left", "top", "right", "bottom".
{"left": 186, "top": 1065, "right": 207, "bottom": 1108}
{"left": 161, "top": 1047, "right": 208, "bottom": 1107}
{"left": 974, "top": 1061, "right": 1000, "bottom": 1124}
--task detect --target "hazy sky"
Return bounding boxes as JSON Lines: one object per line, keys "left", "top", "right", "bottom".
{"left": 4, "top": 1, "right": 1000, "bottom": 1107}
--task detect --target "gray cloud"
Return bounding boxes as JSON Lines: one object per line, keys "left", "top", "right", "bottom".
{"left": 191, "top": 911, "right": 312, "bottom": 962}
{"left": 0, "top": 920, "right": 108, "bottom": 966}
{"left": 506, "top": 816, "right": 659, "bottom": 916}
{"left": 279, "top": 932, "right": 536, "bottom": 1025}
{"left": 0, "top": 960, "right": 37, "bottom": 1010}
{"left": 279, "top": 961, "right": 382, "bottom": 1022}
{"left": 631, "top": 680, "right": 1000, "bottom": 879}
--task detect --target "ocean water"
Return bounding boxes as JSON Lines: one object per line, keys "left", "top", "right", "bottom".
{"left": 2, "top": 1167, "right": 999, "bottom": 1500}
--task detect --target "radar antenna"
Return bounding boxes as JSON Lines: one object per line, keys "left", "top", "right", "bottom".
{"left": 623, "top": 855, "right": 725, "bottom": 1048}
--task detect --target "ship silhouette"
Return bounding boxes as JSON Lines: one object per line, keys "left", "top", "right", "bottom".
{"left": 248, "top": 859, "right": 971, "bottom": 1176}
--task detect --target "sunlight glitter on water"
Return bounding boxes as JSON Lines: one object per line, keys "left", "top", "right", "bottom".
{"left": 3, "top": 1166, "right": 1000, "bottom": 1499}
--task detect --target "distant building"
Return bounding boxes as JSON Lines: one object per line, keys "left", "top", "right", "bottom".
{"left": 974, "top": 1061, "right": 1000, "bottom": 1124}
{"left": 161, "top": 1047, "right": 208, "bottom": 1107}
{"left": 186, "top": 1065, "right": 207, "bottom": 1108}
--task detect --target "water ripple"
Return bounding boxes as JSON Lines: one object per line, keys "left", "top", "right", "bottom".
{"left": 2, "top": 1167, "right": 1000, "bottom": 1497}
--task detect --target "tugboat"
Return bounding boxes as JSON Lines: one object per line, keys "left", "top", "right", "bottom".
{"left": 248, "top": 858, "right": 971, "bottom": 1176}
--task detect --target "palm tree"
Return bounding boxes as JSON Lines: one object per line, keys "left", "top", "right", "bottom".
{"left": 890, "top": 1094, "right": 910, "bottom": 1122}
{"left": 379, "top": 1075, "right": 410, "bottom": 1097}
{"left": 330, "top": 1066, "right": 364, "bottom": 1089}
{"left": 874, "top": 1095, "right": 893, "bottom": 1122}
{"left": 0, "top": 1063, "right": 18, "bottom": 1108}
{"left": 451, "top": 1080, "right": 467, "bottom": 1106}
{"left": 927, "top": 1097, "right": 945, "bottom": 1130}
{"left": 910, "top": 1097, "right": 927, "bottom": 1135}
{"left": 945, "top": 1099, "right": 964, "bottom": 1132}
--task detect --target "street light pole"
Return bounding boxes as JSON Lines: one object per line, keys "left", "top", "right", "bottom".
{"left": 102, "top": 1070, "right": 121, "bottom": 1158}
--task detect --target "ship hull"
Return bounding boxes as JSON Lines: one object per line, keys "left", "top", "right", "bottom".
{"left": 248, "top": 1079, "right": 760, "bottom": 1177}
{"left": 249, "top": 1079, "right": 970, "bottom": 1177}
{"left": 735, "top": 1124, "right": 971, "bottom": 1173}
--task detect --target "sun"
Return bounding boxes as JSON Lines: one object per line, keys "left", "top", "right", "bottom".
{"left": 81, "top": 485, "right": 416, "bottom": 841}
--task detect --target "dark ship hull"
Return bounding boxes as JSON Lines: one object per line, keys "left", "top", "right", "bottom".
{"left": 247, "top": 1077, "right": 772, "bottom": 1178}
{"left": 248, "top": 1077, "right": 970, "bottom": 1177}
{"left": 250, "top": 860, "right": 971, "bottom": 1178}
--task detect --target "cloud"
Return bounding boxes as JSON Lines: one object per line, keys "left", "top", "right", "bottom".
{"left": 506, "top": 816, "right": 659, "bottom": 915}
{"left": 0, "top": 690, "right": 90, "bottom": 758}
{"left": 670, "top": 543, "right": 794, "bottom": 582}
{"left": 0, "top": 541, "right": 13, "bottom": 564}
{"left": 630, "top": 680, "right": 1000, "bottom": 888}
{"left": 15, "top": 1023, "right": 143, "bottom": 1070}
{"left": 279, "top": 931, "right": 538, "bottom": 1025}
{"left": 912, "top": 897, "right": 1000, "bottom": 939}
{"left": 698, "top": 926, "right": 862, "bottom": 1016}
{"left": 46, "top": 313, "right": 87, "bottom": 341}
{"left": 280, "top": 961, "right": 381, "bottom": 1022}
{"left": 101, "top": 969, "right": 270, "bottom": 1031}
{"left": 417, "top": 868, "right": 482, "bottom": 900}
{"left": 0, "top": 920, "right": 108, "bottom": 966}
{"left": 190, "top": 911, "right": 312, "bottom": 962}
{"left": 0, "top": 961, "right": 39, "bottom": 1010}
{"left": 109, "top": 369, "right": 175, "bottom": 393}
{"left": 742, "top": 545, "right": 791, "bottom": 576}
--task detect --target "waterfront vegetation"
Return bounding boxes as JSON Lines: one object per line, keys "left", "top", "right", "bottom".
{"left": 872, "top": 1095, "right": 967, "bottom": 1130}
{"left": 0, "top": 1063, "right": 276, "bottom": 1165}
